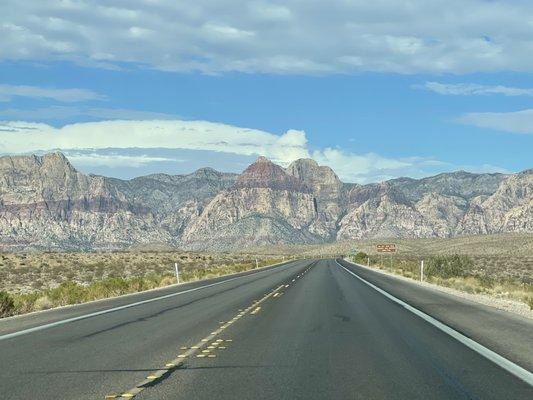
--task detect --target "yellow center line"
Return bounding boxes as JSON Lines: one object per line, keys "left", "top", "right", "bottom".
{"left": 107, "top": 275, "right": 290, "bottom": 399}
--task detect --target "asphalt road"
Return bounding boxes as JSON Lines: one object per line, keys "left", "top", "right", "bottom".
{"left": 1, "top": 258, "right": 532, "bottom": 399}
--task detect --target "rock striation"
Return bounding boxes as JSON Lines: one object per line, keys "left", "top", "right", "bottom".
{"left": 0, "top": 152, "right": 530, "bottom": 250}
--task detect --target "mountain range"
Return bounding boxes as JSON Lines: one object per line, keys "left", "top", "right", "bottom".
{"left": 0, "top": 152, "right": 531, "bottom": 251}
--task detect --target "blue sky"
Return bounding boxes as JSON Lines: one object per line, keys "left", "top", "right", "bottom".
{"left": 0, "top": 1, "right": 532, "bottom": 183}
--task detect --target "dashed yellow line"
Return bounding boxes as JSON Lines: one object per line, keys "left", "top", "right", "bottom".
{"left": 106, "top": 277, "right": 291, "bottom": 399}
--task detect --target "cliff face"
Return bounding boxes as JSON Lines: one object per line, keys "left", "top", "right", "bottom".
{"left": 0, "top": 152, "right": 236, "bottom": 250}
{"left": 286, "top": 158, "right": 343, "bottom": 238}
{"left": 182, "top": 157, "right": 319, "bottom": 249}
{"left": 456, "top": 170, "right": 532, "bottom": 235}
{"left": 0, "top": 152, "right": 530, "bottom": 251}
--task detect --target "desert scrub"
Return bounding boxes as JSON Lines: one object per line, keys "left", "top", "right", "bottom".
{"left": 350, "top": 252, "right": 369, "bottom": 265}
{"left": 526, "top": 297, "right": 533, "bottom": 310}
{"left": 0, "top": 291, "right": 16, "bottom": 317}
{"left": 0, "top": 257, "right": 285, "bottom": 318}
{"left": 425, "top": 254, "right": 473, "bottom": 279}
{"left": 366, "top": 253, "right": 533, "bottom": 309}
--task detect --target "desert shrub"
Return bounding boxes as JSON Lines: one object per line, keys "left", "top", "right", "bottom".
{"left": 86, "top": 278, "right": 129, "bottom": 299}
{"left": 0, "top": 291, "right": 15, "bottom": 317}
{"left": 352, "top": 252, "right": 369, "bottom": 264}
{"left": 426, "top": 254, "right": 473, "bottom": 279}
{"left": 34, "top": 295, "right": 54, "bottom": 311}
{"left": 478, "top": 273, "right": 495, "bottom": 289}
{"left": 47, "top": 282, "right": 87, "bottom": 306}
{"left": 526, "top": 297, "right": 533, "bottom": 310}
{"left": 160, "top": 276, "right": 177, "bottom": 286}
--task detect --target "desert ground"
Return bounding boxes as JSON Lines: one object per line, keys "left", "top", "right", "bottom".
{"left": 1, "top": 233, "right": 531, "bottom": 317}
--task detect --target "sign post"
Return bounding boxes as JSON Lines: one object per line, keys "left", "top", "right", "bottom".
{"left": 420, "top": 260, "right": 424, "bottom": 282}
{"left": 376, "top": 244, "right": 397, "bottom": 269}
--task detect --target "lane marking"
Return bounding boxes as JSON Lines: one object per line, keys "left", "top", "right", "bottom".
{"left": 0, "top": 260, "right": 301, "bottom": 341}
{"left": 109, "top": 278, "right": 292, "bottom": 399}
{"left": 336, "top": 260, "right": 533, "bottom": 387}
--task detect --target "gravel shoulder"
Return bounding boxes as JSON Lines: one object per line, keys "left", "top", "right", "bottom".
{"left": 345, "top": 259, "right": 533, "bottom": 320}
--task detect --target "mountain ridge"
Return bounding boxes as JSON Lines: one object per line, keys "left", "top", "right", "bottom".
{"left": 0, "top": 152, "right": 530, "bottom": 251}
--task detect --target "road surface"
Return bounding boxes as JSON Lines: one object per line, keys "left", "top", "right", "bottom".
{"left": 1, "top": 258, "right": 532, "bottom": 399}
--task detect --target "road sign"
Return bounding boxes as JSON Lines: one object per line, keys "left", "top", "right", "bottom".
{"left": 376, "top": 243, "right": 396, "bottom": 253}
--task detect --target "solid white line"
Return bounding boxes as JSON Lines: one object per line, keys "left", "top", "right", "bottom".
{"left": 0, "top": 261, "right": 297, "bottom": 341}
{"left": 335, "top": 260, "right": 533, "bottom": 387}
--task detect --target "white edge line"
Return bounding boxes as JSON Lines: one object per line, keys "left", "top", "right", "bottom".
{"left": 335, "top": 260, "right": 533, "bottom": 387}
{"left": 0, "top": 260, "right": 298, "bottom": 341}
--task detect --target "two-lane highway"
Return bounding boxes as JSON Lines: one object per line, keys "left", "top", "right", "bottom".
{"left": 0, "top": 259, "right": 313, "bottom": 399}
{"left": 1, "top": 258, "right": 532, "bottom": 399}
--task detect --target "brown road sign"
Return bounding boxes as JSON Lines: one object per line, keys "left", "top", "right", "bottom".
{"left": 376, "top": 243, "right": 396, "bottom": 253}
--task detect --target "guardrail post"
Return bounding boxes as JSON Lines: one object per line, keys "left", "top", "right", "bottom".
{"left": 174, "top": 262, "right": 180, "bottom": 284}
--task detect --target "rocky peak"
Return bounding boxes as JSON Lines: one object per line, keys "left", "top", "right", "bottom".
{"left": 234, "top": 156, "right": 310, "bottom": 192}
{"left": 191, "top": 167, "right": 224, "bottom": 180}
{"left": 287, "top": 158, "right": 341, "bottom": 188}
{"left": 1, "top": 151, "right": 73, "bottom": 171}
{"left": 0, "top": 151, "right": 81, "bottom": 192}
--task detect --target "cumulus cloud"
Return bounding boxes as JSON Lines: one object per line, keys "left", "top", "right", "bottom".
{"left": 0, "top": 120, "right": 310, "bottom": 166}
{"left": 458, "top": 109, "right": 533, "bottom": 135}
{"left": 312, "top": 148, "right": 412, "bottom": 183}
{"left": 1, "top": 1, "right": 533, "bottom": 74}
{"left": 0, "top": 84, "right": 105, "bottom": 102}
{"left": 417, "top": 82, "right": 533, "bottom": 96}
{"left": 0, "top": 118, "right": 504, "bottom": 183}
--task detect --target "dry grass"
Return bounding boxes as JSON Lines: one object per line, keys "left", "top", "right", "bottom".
{"left": 0, "top": 252, "right": 287, "bottom": 318}
{"left": 348, "top": 251, "right": 533, "bottom": 309}
{"left": 0, "top": 251, "right": 287, "bottom": 295}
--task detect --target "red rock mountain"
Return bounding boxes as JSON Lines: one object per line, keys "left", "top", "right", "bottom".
{"left": 0, "top": 152, "right": 530, "bottom": 250}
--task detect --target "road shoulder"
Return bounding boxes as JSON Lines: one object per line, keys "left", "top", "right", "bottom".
{"left": 337, "top": 258, "right": 533, "bottom": 372}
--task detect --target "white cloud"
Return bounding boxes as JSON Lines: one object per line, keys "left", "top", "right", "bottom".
{"left": 0, "top": 118, "right": 503, "bottom": 183}
{"left": 0, "top": 106, "right": 179, "bottom": 120}
{"left": 312, "top": 148, "right": 412, "bottom": 183}
{"left": 0, "top": 120, "right": 310, "bottom": 166}
{"left": 417, "top": 82, "right": 533, "bottom": 96}
{"left": 0, "top": 84, "right": 106, "bottom": 102}
{"left": 310, "top": 149, "right": 466, "bottom": 183}
{"left": 458, "top": 109, "right": 533, "bottom": 135}
{"left": 64, "top": 152, "right": 179, "bottom": 168}
{"left": 1, "top": 1, "right": 533, "bottom": 74}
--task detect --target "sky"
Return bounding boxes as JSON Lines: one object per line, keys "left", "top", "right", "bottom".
{"left": 0, "top": 0, "right": 532, "bottom": 183}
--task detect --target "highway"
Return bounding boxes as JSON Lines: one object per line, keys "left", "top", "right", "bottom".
{"left": 1, "top": 258, "right": 532, "bottom": 399}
